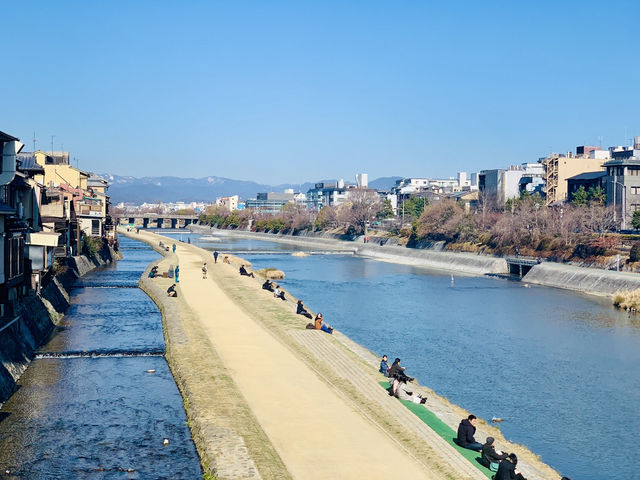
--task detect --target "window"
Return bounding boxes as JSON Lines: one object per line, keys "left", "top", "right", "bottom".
{"left": 629, "top": 167, "right": 640, "bottom": 176}
{"left": 632, "top": 187, "right": 640, "bottom": 195}
{"left": 6, "top": 236, "right": 24, "bottom": 280}
{"left": 91, "top": 219, "right": 100, "bottom": 236}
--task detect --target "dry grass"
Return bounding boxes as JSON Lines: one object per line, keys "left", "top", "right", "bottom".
{"left": 613, "top": 289, "right": 640, "bottom": 311}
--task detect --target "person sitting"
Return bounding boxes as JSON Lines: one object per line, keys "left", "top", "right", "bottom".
{"left": 148, "top": 266, "right": 159, "bottom": 278}
{"left": 273, "top": 285, "right": 286, "bottom": 300}
{"left": 262, "top": 279, "right": 274, "bottom": 291}
{"left": 379, "top": 355, "right": 389, "bottom": 375}
{"left": 386, "top": 358, "right": 406, "bottom": 394}
{"left": 314, "top": 313, "right": 333, "bottom": 334}
{"left": 223, "top": 256, "right": 230, "bottom": 264}
{"left": 167, "top": 284, "right": 177, "bottom": 297}
{"left": 480, "top": 436, "right": 507, "bottom": 471}
{"left": 494, "top": 453, "right": 527, "bottom": 480}
{"left": 239, "top": 265, "right": 255, "bottom": 277}
{"left": 456, "top": 415, "right": 483, "bottom": 451}
{"left": 296, "top": 300, "right": 313, "bottom": 319}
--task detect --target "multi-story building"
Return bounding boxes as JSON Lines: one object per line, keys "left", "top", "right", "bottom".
{"left": 604, "top": 137, "right": 640, "bottom": 229}
{"left": 246, "top": 191, "right": 302, "bottom": 213}
{"left": 478, "top": 163, "right": 544, "bottom": 206}
{"left": 539, "top": 147, "right": 607, "bottom": 205}
{"left": 216, "top": 195, "right": 239, "bottom": 212}
{"left": 306, "top": 181, "right": 351, "bottom": 209}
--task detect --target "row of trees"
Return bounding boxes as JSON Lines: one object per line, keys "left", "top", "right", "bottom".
{"left": 198, "top": 189, "right": 629, "bottom": 260}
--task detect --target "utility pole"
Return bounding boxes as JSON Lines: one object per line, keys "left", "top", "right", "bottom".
{"left": 50, "top": 135, "right": 56, "bottom": 154}
{"left": 32, "top": 132, "right": 37, "bottom": 151}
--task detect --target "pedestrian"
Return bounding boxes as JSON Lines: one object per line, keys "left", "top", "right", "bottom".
{"left": 175, "top": 265, "right": 180, "bottom": 283}
{"left": 213, "top": 250, "right": 219, "bottom": 263}
{"left": 172, "top": 243, "right": 176, "bottom": 253}
{"left": 202, "top": 262, "right": 208, "bottom": 279}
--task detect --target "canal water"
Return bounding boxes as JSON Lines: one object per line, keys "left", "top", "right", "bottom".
{"left": 179, "top": 230, "right": 640, "bottom": 480}
{"left": 0, "top": 237, "right": 202, "bottom": 479}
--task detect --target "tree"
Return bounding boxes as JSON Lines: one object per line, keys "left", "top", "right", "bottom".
{"left": 341, "top": 189, "right": 382, "bottom": 235}
{"left": 633, "top": 210, "right": 640, "bottom": 230}
{"left": 314, "top": 206, "right": 337, "bottom": 230}
{"left": 571, "top": 186, "right": 589, "bottom": 206}
{"left": 588, "top": 185, "right": 606, "bottom": 205}
{"left": 400, "top": 197, "right": 427, "bottom": 220}
{"left": 376, "top": 199, "right": 395, "bottom": 219}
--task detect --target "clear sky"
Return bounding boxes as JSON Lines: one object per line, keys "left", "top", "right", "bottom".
{"left": 2, "top": 1, "right": 639, "bottom": 184}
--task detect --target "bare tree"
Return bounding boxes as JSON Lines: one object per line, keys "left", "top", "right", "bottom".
{"left": 341, "top": 189, "right": 382, "bottom": 235}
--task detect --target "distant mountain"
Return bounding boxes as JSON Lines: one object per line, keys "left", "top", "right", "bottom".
{"left": 101, "top": 174, "right": 402, "bottom": 204}
{"left": 369, "top": 176, "right": 402, "bottom": 191}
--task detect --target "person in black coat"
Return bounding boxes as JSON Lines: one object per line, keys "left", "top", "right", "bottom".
{"left": 480, "top": 436, "right": 507, "bottom": 470}
{"left": 494, "top": 453, "right": 527, "bottom": 480}
{"left": 456, "top": 415, "right": 482, "bottom": 451}
{"left": 296, "top": 300, "right": 313, "bottom": 319}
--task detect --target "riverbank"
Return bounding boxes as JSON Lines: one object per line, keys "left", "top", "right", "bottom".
{"left": 125, "top": 228, "right": 561, "bottom": 480}
{"left": 191, "top": 225, "right": 640, "bottom": 298}
{"left": 0, "top": 244, "right": 121, "bottom": 405}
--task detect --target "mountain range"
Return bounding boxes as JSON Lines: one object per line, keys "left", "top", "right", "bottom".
{"left": 101, "top": 174, "right": 402, "bottom": 204}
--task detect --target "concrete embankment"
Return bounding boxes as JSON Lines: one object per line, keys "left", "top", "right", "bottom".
{"left": 523, "top": 262, "right": 640, "bottom": 296}
{"left": 193, "top": 227, "right": 508, "bottom": 276}
{"left": 0, "top": 244, "right": 121, "bottom": 405}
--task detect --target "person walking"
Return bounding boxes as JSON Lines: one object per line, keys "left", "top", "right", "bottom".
{"left": 202, "top": 263, "right": 208, "bottom": 279}
{"left": 213, "top": 250, "right": 219, "bottom": 263}
{"left": 175, "top": 265, "right": 180, "bottom": 283}
{"left": 172, "top": 243, "right": 176, "bottom": 253}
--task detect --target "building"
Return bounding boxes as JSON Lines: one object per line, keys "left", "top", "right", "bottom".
{"left": 216, "top": 195, "right": 239, "bottom": 212}
{"left": 478, "top": 164, "right": 543, "bottom": 206}
{"left": 604, "top": 137, "right": 640, "bottom": 229}
{"left": 246, "top": 191, "right": 297, "bottom": 213}
{"left": 355, "top": 173, "right": 368, "bottom": 188}
{"left": 306, "top": 180, "right": 350, "bottom": 209}
{"left": 539, "top": 147, "right": 607, "bottom": 205}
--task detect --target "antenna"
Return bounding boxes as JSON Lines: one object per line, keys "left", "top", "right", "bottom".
{"left": 32, "top": 132, "right": 37, "bottom": 151}
{"left": 50, "top": 135, "right": 55, "bottom": 154}
{"left": 598, "top": 135, "right": 603, "bottom": 148}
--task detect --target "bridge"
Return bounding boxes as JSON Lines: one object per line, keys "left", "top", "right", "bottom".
{"left": 117, "top": 213, "right": 200, "bottom": 229}
{"left": 505, "top": 256, "right": 542, "bottom": 277}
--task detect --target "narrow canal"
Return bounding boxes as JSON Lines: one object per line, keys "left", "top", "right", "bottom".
{"left": 177, "top": 230, "right": 640, "bottom": 480}
{"left": 0, "top": 237, "right": 202, "bottom": 479}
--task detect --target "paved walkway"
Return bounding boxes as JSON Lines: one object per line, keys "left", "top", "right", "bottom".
{"left": 170, "top": 240, "right": 434, "bottom": 479}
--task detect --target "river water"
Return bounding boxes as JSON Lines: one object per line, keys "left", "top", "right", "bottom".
{"left": 0, "top": 237, "right": 202, "bottom": 479}
{"left": 177, "top": 230, "right": 640, "bottom": 480}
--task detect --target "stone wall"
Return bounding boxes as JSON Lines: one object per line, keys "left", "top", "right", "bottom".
{"left": 0, "top": 244, "right": 120, "bottom": 405}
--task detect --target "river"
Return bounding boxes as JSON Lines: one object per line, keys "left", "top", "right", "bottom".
{"left": 174, "top": 230, "right": 640, "bottom": 480}
{"left": 0, "top": 237, "right": 202, "bottom": 479}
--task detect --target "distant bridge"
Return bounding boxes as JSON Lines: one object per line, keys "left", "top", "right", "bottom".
{"left": 505, "top": 256, "right": 542, "bottom": 277}
{"left": 117, "top": 213, "right": 200, "bottom": 229}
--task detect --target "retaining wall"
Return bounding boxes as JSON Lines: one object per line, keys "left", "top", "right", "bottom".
{"left": 0, "top": 245, "right": 120, "bottom": 405}
{"left": 523, "top": 262, "right": 640, "bottom": 296}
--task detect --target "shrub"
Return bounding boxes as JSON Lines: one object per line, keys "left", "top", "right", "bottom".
{"left": 630, "top": 243, "right": 640, "bottom": 262}
{"left": 83, "top": 237, "right": 104, "bottom": 259}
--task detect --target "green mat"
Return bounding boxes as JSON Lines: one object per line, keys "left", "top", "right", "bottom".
{"left": 379, "top": 382, "right": 493, "bottom": 479}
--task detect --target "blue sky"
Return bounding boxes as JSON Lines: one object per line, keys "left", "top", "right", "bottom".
{"left": 2, "top": 1, "right": 638, "bottom": 184}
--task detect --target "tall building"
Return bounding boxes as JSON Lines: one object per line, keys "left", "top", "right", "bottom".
{"left": 478, "top": 164, "right": 544, "bottom": 206}
{"left": 355, "top": 173, "right": 368, "bottom": 188}
{"left": 539, "top": 148, "right": 607, "bottom": 205}
{"left": 604, "top": 136, "right": 640, "bottom": 229}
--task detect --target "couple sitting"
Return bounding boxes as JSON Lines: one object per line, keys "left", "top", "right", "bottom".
{"left": 384, "top": 357, "right": 420, "bottom": 401}
{"left": 262, "top": 280, "right": 285, "bottom": 300}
